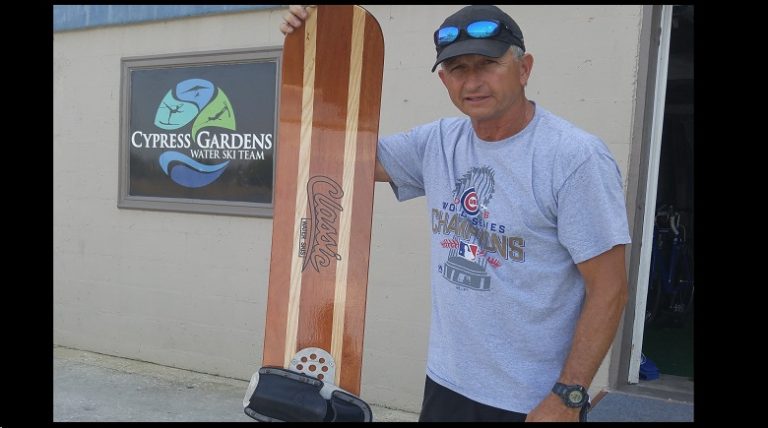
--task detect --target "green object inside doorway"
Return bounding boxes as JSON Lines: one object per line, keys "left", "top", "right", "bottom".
{"left": 642, "top": 321, "right": 693, "bottom": 379}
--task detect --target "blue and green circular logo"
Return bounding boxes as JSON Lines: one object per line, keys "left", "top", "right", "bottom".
{"left": 154, "top": 78, "right": 234, "bottom": 188}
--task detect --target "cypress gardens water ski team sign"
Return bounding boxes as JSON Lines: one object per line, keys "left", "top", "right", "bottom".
{"left": 118, "top": 48, "right": 280, "bottom": 217}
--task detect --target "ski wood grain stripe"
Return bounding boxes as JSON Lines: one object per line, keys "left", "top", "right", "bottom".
{"left": 283, "top": 6, "right": 319, "bottom": 368}
{"left": 260, "top": 4, "right": 309, "bottom": 370}
{"left": 330, "top": 6, "right": 366, "bottom": 388}
{"left": 337, "top": 10, "right": 383, "bottom": 393}
{"left": 294, "top": 5, "right": 353, "bottom": 366}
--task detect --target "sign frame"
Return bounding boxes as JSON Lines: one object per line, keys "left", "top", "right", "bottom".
{"left": 118, "top": 47, "right": 281, "bottom": 217}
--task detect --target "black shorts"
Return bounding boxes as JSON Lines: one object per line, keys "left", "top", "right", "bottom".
{"left": 418, "top": 375, "right": 527, "bottom": 422}
{"left": 418, "top": 375, "right": 589, "bottom": 422}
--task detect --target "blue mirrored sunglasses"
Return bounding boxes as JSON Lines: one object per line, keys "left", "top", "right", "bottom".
{"left": 434, "top": 20, "right": 508, "bottom": 47}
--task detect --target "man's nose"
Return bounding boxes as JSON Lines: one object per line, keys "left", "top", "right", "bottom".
{"left": 464, "top": 67, "right": 483, "bottom": 89}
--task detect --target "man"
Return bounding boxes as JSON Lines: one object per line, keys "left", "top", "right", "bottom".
{"left": 281, "top": 5, "right": 630, "bottom": 422}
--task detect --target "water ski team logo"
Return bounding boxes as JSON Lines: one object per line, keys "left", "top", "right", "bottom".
{"left": 154, "top": 78, "right": 234, "bottom": 188}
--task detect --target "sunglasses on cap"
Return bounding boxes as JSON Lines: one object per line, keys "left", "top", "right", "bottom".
{"left": 434, "top": 20, "right": 511, "bottom": 47}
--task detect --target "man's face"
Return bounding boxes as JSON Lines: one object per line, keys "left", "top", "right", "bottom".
{"left": 437, "top": 49, "right": 531, "bottom": 123}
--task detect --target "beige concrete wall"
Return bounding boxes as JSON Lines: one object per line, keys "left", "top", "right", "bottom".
{"left": 53, "top": 4, "right": 287, "bottom": 390}
{"left": 54, "top": 5, "right": 643, "bottom": 413}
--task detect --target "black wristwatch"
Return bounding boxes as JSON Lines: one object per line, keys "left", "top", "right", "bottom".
{"left": 552, "top": 382, "right": 589, "bottom": 408}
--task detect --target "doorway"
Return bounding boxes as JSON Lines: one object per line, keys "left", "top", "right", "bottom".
{"left": 638, "top": 4, "right": 694, "bottom": 395}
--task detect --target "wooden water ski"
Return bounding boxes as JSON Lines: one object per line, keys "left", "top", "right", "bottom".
{"left": 245, "top": 6, "right": 384, "bottom": 420}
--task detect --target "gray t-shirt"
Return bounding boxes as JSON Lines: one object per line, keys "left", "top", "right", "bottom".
{"left": 376, "top": 104, "right": 631, "bottom": 413}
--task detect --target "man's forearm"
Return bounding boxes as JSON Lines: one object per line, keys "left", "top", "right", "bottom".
{"left": 558, "top": 244, "right": 628, "bottom": 388}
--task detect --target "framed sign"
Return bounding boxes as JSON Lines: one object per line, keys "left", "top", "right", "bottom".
{"left": 119, "top": 47, "right": 280, "bottom": 217}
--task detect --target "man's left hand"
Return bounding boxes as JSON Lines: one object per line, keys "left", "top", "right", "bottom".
{"left": 525, "top": 393, "right": 582, "bottom": 422}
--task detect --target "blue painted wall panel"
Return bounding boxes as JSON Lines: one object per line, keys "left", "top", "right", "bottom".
{"left": 54, "top": 5, "right": 280, "bottom": 32}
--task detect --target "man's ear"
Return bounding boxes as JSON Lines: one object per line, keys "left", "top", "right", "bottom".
{"left": 437, "top": 67, "right": 447, "bottom": 85}
{"left": 520, "top": 53, "right": 534, "bottom": 86}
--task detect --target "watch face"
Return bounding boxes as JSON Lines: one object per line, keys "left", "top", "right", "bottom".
{"left": 568, "top": 390, "right": 584, "bottom": 404}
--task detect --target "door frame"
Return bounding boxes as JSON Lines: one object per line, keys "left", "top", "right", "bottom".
{"left": 611, "top": 4, "right": 674, "bottom": 386}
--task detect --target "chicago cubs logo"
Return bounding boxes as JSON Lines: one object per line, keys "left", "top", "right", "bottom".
{"left": 460, "top": 187, "right": 479, "bottom": 216}
{"left": 453, "top": 167, "right": 494, "bottom": 217}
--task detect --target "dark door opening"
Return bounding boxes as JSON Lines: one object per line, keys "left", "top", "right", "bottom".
{"left": 641, "top": 5, "right": 694, "bottom": 384}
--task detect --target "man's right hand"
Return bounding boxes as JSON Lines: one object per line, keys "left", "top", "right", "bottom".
{"left": 280, "top": 5, "right": 312, "bottom": 35}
